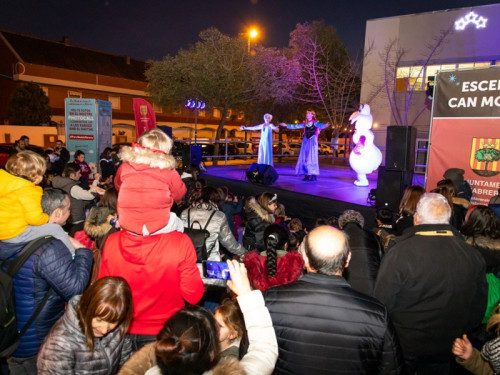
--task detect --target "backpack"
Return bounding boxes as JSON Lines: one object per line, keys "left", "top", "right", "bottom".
{"left": 184, "top": 209, "right": 217, "bottom": 263}
{"left": 0, "top": 236, "right": 54, "bottom": 358}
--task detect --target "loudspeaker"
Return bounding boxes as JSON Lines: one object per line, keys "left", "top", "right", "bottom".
{"left": 385, "top": 126, "right": 417, "bottom": 171}
{"left": 158, "top": 125, "right": 173, "bottom": 139}
{"left": 246, "top": 163, "right": 279, "bottom": 185}
{"left": 182, "top": 144, "right": 202, "bottom": 167}
{"left": 376, "top": 168, "right": 414, "bottom": 212}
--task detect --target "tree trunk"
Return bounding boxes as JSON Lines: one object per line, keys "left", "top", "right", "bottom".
{"left": 213, "top": 106, "right": 228, "bottom": 166}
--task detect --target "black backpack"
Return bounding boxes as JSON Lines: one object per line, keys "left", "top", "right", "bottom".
{"left": 0, "top": 236, "right": 54, "bottom": 358}
{"left": 184, "top": 209, "right": 217, "bottom": 263}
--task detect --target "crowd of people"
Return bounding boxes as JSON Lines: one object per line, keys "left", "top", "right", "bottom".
{"left": 1, "top": 129, "right": 500, "bottom": 375}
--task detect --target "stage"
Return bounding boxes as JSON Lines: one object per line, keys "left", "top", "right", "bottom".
{"left": 201, "top": 160, "right": 424, "bottom": 228}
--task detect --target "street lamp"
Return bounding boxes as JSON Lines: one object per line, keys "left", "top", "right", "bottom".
{"left": 248, "top": 28, "right": 258, "bottom": 53}
{"left": 185, "top": 99, "right": 206, "bottom": 143}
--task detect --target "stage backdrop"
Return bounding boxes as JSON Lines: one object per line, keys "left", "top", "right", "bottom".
{"left": 427, "top": 67, "right": 500, "bottom": 205}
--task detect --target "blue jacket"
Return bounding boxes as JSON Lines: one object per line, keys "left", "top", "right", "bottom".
{"left": 0, "top": 238, "right": 93, "bottom": 357}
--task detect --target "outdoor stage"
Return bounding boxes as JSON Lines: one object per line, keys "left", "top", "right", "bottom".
{"left": 202, "top": 160, "right": 425, "bottom": 228}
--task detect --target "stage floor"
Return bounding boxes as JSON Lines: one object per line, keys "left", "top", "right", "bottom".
{"left": 206, "top": 161, "right": 378, "bottom": 207}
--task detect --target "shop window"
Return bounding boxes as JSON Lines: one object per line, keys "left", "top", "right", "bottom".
{"left": 108, "top": 96, "right": 121, "bottom": 110}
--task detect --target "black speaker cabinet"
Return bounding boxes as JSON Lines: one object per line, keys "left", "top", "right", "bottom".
{"left": 246, "top": 163, "right": 279, "bottom": 185}
{"left": 376, "top": 168, "right": 414, "bottom": 212}
{"left": 182, "top": 144, "right": 202, "bottom": 167}
{"left": 158, "top": 125, "right": 173, "bottom": 139}
{"left": 385, "top": 126, "right": 417, "bottom": 171}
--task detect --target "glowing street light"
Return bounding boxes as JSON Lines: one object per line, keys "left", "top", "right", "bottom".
{"left": 247, "top": 28, "right": 258, "bottom": 52}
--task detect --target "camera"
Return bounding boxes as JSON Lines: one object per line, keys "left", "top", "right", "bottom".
{"left": 202, "top": 260, "right": 231, "bottom": 280}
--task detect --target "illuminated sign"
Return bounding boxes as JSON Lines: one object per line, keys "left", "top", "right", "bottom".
{"left": 454, "top": 11, "right": 487, "bottom": 31}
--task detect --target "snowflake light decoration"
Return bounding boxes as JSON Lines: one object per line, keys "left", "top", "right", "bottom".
{"left": 455, "top": 11, "right": 488, "bottom": 31}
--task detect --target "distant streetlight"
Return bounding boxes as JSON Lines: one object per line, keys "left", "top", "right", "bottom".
{"left": 185, "top": 99, "right": 206, "bottom": 143}
{"left": 247, "top": 28, "right": 258, "bottom": 53}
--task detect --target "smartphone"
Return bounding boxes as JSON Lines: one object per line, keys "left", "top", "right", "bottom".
{"left": 202, "top": 260, "right": 231, "bottom": 280}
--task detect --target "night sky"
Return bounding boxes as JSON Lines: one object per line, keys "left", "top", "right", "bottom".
{"left": 1, "top": 0, "right": 498, "bottom": 61}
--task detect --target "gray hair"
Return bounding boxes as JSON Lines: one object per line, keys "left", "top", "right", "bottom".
{"left": 416, "top": 193, "right": 451, "bottom": 224}
{"left": 41, "top": 188, "right": 69, "bottom": 215}
{"left": 338, "top": 210, "right": 365, "bottom": 229}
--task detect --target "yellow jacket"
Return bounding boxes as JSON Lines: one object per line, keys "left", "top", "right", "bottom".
{"left": 0, "top": 169, "right": 48, "bottom": 240}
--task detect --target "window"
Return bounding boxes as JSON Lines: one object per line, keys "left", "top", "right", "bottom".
{"left": 153, "top": 102, "right": 163, "bottom": 113}
{"left": 68, "top": 90, "right": 82, "bottom": 98}
{"left": 213, "top": 108, "right": 221, "bottom": 119}
{"left": 396, "top": 61, "right": 493, "bottom": 92}
{"left": 108, "top": 96, "right": 121, "bottom": 110}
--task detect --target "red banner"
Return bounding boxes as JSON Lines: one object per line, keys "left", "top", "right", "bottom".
{"left": 133, "top": 98, "right": 157, "bottom": 139}
{"left": 428, "top": 68, "right": 500, "bottom": 205}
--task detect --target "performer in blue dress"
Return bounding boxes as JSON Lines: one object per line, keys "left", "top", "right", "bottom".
{"left": 280, "top": 110, "right": 330, "bottom": 181}
{"left": 241, "top": 113, "right": 279, "bottom": 167}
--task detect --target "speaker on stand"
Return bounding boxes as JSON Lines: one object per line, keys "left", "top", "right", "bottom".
{"left": 376, "top": 126, "right": 417, "bottom": 211}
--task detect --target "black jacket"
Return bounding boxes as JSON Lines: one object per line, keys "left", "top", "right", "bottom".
{"left": 374, "top": 224, "right": 488, "bottom": 358}
{"left": 265, "top": 273, "right": 403, "bottom": 374}
{"left": 341, "top": 222, "right": 381, "bottom": 296}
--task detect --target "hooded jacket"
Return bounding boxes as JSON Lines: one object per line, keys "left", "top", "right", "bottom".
{"left": 244, "top": 250, "right": 303, "bottom": 293}
{"left": 243, "top": 197, "right": 275, "bottom": 251}
{"left": 374, "top": 224, "right": 488, "bottom": 358}
{"left": 0, "top": 239, "right": 93, "bottom": 357}
{"left": 465, "top": 235, "right": 500, "bottom": 276}
{"left": 0, "top": 169, "right": 48, "bottom": 240}
{"left": 115, "top": 145, "right": 186, "bottom": 235}
{"left": 37, "top": 295, "right": 132, "bottom": 374}
{"left": 98, "top": 230, "right": 204, "bottom": 335}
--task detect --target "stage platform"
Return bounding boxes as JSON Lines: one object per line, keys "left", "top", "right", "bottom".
{"left": 201, "top": 160, "right": 425, "bottom": 229}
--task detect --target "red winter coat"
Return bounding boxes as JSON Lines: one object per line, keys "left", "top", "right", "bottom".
{"left": 98, "top": 230, "right": 204, "bottom": 335}
{"left": 115, "top": 145, "right": 186, "bottom": 235}
{"left": 244, "top": 250, "right": 304, "bottom": 293}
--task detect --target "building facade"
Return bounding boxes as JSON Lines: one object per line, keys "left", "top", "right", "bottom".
{"left": 0, "top": 30, "right": 243, "bottom": 146}
{"left": 360, "top": 3, "right": 500, "bottom": 162}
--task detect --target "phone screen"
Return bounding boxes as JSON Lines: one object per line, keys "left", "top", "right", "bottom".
{"left": 202, "top": 261, "right": 231, "bottom": 280}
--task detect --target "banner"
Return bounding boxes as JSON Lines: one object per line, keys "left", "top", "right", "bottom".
{"left": 427, "top": 68, "right": 500, "bottom": 205}
{"left": 65, "top": 98, "right": 97, "bottom": 166}
{"left": 133, "top": 98, "right": 156, "bottom": 139}
{"left": 65, "top": 98, "right": 112, "bottom": 170}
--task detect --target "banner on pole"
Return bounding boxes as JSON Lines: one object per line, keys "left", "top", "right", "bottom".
{"left": 133, "top": 98, "right": 156, "bottom": 139}
{"left": 427, "top": 68, "right": 500, "bottom": 205}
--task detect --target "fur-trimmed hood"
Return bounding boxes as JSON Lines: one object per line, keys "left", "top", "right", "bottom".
{"left": 244, "top": 196, "right": 275, "bottom": 223}
{"left": 84, "top": 206, "right": 112, "bottom": 239}
{"left": 119, "top": 144, "right": 176, "bottom": 170}
{"left": 466, "top": 235, "right": 500, "bottom": 251}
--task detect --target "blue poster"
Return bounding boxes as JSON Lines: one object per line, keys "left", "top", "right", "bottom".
{"left": 65, "top": 98, "right": 112, "bottom": 172}
{"left": 65, "top": 98, "right": 98, "bottom": 166}
{"left": 97, "top": 100, "right": 112, "bottom": 158}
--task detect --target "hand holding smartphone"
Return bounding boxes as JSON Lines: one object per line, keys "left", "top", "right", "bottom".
{"left": 202, "top": 260, "right": 231, "bottom": 280}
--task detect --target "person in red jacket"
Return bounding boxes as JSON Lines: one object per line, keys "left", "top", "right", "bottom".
{"left": 114, "top": 129, "right": 187, "bottom": 236}
{"left": 244, "top": 224, "right": 303, "bottom": 293}
{"left": 98, "top": 230, "right": 204, "bottom": 351}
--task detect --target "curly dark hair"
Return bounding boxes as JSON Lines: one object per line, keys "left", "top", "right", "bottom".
{"left": 461, "top": 205, "right": 500, "bottom": 241}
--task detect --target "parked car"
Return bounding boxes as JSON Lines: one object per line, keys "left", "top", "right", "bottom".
{"left": 281, "top": 143, "right": 301, "bottom": 156}
{"left": 0, "top": 143, "right": 46, "bottom": 168}
{"left": 318, "top": 144, "right": 333, "bottom": 155}
{"left": 235, "top": 142, "right": 254, "bottom": 156}
{"left": 0, "top": 143, "right": 13, "bottom": 168}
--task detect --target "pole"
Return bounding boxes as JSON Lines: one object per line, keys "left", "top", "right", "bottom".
{"left": 194, "top": 107, "right": 198, "bottom": 143}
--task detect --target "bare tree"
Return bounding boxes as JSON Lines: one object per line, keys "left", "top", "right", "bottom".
{"left": 368, "top": 24, "right": 454, "bottom": 126}
{"left": 289, "top": 21, "right": 363, "bottom": 139}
